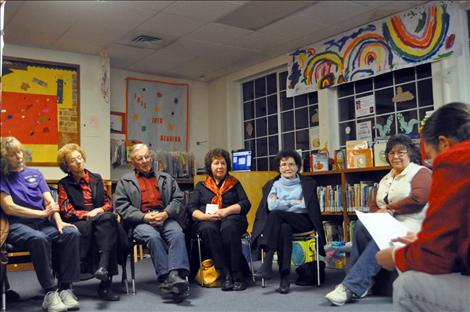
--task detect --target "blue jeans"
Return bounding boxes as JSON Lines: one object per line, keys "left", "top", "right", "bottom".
{"left": 8, "top": 220, "right": 81, "bottom": 290}
{"left": 342, "top": 220, "right": 381, "bottom": 296}
{"left": 133, "top": 219, "right": 189, "bottom": 279}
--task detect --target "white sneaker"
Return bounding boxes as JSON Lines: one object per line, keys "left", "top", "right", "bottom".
{"left": 59, "top": 289, "right": 80, "bottom": 310}
{"left": 42, "top": 291, "right": 67, "bottom": 312}
{"left": 325, "top": 284, "right": 353, "bottom": 306}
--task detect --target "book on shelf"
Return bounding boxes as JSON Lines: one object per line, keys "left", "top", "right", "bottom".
{"left": 373, "top": 140, "right": 388, "bottom": 167}
{"left": 310, "top": 151, "right": 329, "bottom": 172}
{"left": 346, "top": 181, "right": 378, "bottom": 212}
{"left": 346, "top": 148, "right": 374, "bottom": 169}
{"left": 333, "top": 149, "right": 345, "bottom": 170}
{"left": 323, "top": 221, "right": 344, "bottom": 243}
{"left": 345, "top": 140, "right": 373, "bottom": 169}
{"left": 317, "top": 185, "right": 342, "bottom": 213}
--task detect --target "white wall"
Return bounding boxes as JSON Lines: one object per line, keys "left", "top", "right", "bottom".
{"left": 4, "top": 44, "right": 111, "bottom": 180}
{"left": 110, "top": 69, "right": 209, "bottom": 180}
{"left": 209, "top": 7, "right": 470, "bottom": 156}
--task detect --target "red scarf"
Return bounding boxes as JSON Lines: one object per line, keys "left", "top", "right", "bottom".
{"left": 204, "top": 175, "right": 239, "bottom": 208}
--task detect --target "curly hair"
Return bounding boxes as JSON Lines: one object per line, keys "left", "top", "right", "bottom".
{"left": 384, "top": 134, "right": 421, "bottom": 165}
{"left": 204, "top": 148, "right": 231, "bottom": 176}
{"left": 57, "top": 143, "right": 87, "bottom": 173}
{"left": 0, "top": 137, "right": 23, "bottom": 175}
{"left": 273, "top": 149, "right": 302, "bottom": 173}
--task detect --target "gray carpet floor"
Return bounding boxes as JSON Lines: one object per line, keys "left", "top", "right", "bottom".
{"left": 5, "top": 258, "right": 393, "bottom": 312}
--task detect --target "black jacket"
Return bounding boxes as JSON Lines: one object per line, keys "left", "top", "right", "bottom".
{"left": 251, "top": 175, "right": 326, "bottom": 256}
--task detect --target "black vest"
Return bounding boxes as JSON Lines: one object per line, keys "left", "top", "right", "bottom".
{"left": 59, "top": 171, "right": 105, "bottom": 213}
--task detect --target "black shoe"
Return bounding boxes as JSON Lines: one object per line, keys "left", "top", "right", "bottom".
{"left": 233, "top": 279, "right": 247, "bottom": 291}
{"left": 94, "top": 267, "right": 109, "bottom": 281}
{"left": 98, "top": 286, "right": 120, "bottom": 301}
{"left": 5, "top": 289, "right": 21, "bottom": 302}
{"left": 166, "top": 270, "right": 190, "bottom": 296}
{"left": 276, "top": 276, "right": 290, "bottom": 294}
{"left": 221, "top": 275, "right": 234, "bottom": 291}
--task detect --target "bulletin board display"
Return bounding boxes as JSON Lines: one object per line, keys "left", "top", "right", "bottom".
{"left": 126, "top": 77, "right": 189, "bottom": 151}
{"left": 1, "top": 57, "right": 80, "bottom": 166}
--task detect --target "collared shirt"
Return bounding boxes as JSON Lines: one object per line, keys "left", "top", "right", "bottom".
{"left": 58, "top": 170, "right": 112, "bottom": 220}
{"left": 135, "top": 170, "right": 164, "bottom": 212}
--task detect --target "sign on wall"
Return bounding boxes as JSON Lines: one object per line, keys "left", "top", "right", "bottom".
{"left": 126, "top": 77, "right": 189, "bottom": 151}
{"left": 1, "top": 57, "right": 80, "bottom": 165}
{"left": 287, "top": 1, "right": 457, "bottom": 97}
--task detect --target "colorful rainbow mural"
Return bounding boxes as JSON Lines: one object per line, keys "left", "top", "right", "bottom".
{"left": 383, "top": 4, "right": 450, "bottom": 62}
{"left": 287, "top": 2, "right": 456, "bottom": 97}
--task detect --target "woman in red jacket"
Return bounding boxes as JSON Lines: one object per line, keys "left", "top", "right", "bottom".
{"left": 376, "top": 102, "right": 470, "bottom": 312}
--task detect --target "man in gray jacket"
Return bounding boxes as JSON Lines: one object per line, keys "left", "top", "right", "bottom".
{"left": 114, "top": 143, "right": 190, "bottom": 301}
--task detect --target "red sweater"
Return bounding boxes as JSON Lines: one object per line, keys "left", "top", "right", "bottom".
{"left": 395, "top": 140, "right": 470, "bottom": 274}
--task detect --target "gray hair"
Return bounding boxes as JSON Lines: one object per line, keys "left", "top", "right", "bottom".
{"left": 128, "top": 143, "right": 149, "bottom": 161}
{"left": 0, "top": 137, "right": 23, "bottom": 175}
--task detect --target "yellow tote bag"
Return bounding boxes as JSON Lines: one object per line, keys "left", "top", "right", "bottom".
{"left": 195, "top": 259, "right": 222, "bottom": 287}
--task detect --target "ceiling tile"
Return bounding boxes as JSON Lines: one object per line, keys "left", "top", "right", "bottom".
{"left": 107, "top": 43, "right": 157, "bottom": 68}
{"left": 217, "top": 1, "right": 317, "bottom": 31}
{"left": 4, "top": 1, "right": 24, "bottom": 25}
{"left": 161, "top": 1, "right": 244, "bottom": 23}
{"left": 186, "top": 23, "right": 254, "bottom": 46}
{"left": 136, "top": 13, "right": 206, "bottom": 38}
{"left": 130, "top": 47, "right": 197, "bottom": 73}
{"left": 102, "top": 1, "right": 174, "bottom": 14}
{"left": 295, "top": 1, "right": 374, "bottom": 26}
{"left": 5, "top": 1, "right": 88, "bottom": 45}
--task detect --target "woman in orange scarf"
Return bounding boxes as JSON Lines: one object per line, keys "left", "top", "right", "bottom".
{"left": 187, "top": 148, "right": 251, "bottom": 291}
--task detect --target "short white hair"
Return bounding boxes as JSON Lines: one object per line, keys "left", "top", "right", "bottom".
{"left": 128, "top": 143, "right": 149, "bottom": 161}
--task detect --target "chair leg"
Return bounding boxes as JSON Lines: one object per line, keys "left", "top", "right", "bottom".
{"left": 196, "top": 234, "right": 204, "bottom": 287}
{"left": 261, "top": 248, "right": 265, "bottom": 288}
{"left": 131, "top": 245, "right": 136, "bottom": 295}
{"left": 245, "top": 235, "right": 255, "bottom": 284}
{"left": 316, "top": 232, "right": 320, "bottom": 287}
{"left": 1, "top": 265, "right": 6, "bottom": 312}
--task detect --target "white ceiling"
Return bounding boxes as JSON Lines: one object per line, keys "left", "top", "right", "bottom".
{"left": 4, "top": 0, "right": 427, "bottom": 82}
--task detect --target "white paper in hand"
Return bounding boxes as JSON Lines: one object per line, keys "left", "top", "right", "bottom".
{"left": 205, "top": 204, "right": 218, "bottom": 215}
{"left": 355, "top": 210, "right": 408, "bottom": 250}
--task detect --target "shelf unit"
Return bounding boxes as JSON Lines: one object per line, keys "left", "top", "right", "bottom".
{"left": 304, "top": 166, "right": 391, "bottom": 241}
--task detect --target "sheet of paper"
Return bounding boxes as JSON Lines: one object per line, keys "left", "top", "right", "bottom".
{"left": 205, "top": 204, "right": 218, "bottom": 215}
{"left": 355, "top": 210, "right": 408, "bottom": 250}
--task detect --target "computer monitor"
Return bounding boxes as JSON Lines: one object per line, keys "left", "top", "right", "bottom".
{"left": 232, "top": 150, "right": 252, "bottom": 172}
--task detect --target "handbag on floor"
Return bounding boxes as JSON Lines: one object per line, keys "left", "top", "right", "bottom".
{"left": 195, "top": 259, "right": 222, "bottom": 287}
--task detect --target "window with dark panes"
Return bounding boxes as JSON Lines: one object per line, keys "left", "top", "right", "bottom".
{"left": 337, "top": 63, "right": 434, "bottom": 147}
{"left": 242, "top": 71, "right": 318, "bottom": 171}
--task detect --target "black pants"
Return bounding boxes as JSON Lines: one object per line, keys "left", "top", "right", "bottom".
{"left": 261, "top": 211, "right": 313, "bottom": 275}
{"left": 195, "top": 214, "right": 247, "bottom": 279}
{"left": 74, "top": 212, "right": 118, "bottom": 275}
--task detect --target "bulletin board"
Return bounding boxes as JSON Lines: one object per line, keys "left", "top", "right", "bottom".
{"left": 126, "top": 77, "right": 189, "bottom": 151}
{"left": 1, "top": 57, "right": 80, "bottom": 166}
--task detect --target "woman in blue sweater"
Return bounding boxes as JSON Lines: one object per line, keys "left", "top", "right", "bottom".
{"left": 252, "top": 150, "right": 325, "bottom": 294}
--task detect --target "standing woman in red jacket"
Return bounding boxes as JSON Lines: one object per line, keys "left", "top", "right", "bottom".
{"left": 376, "top": 102, "right": 470, "bottom": 312}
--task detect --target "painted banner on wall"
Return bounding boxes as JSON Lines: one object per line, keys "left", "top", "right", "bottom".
{"left": 1, "top": 57, "right": 80, "bottom": 165}
{"left": 126, "top": 78, "right": 189, "bottom": 151}
{"left": 287, "top": 1, "right": 457, "bottom": 97}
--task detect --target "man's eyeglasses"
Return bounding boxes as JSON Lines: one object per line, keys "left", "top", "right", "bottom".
{"left": 134, "top": 154, "right": 152, "bottom": 162}
{"left": 388, "top": 151, "right": 407, "bottom": 158}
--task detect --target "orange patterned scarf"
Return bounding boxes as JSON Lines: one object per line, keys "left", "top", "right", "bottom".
{"left": 204, "top": 175, "right": 239, "bottom": 208}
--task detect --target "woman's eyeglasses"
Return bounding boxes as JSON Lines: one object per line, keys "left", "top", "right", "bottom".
{"left": 388, "top": 151, "right": 407, "bottom": 158}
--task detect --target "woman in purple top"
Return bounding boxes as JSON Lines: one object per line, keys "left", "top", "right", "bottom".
{"left": 0, "top": 137, "right": 81, "bottom": 312}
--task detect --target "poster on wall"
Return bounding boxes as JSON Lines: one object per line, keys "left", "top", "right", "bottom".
{"left": 1, "top": 57, "right": 80, "bottom": 165}
{"left": 356, "top": 120, "right": 373, "bottom": 141}
{"left": 355, "top": 95, "right": 375, "bottom": 118}
{"left": 126, "top": 78, "right": 189, "bottom": 151}
{"left": 287, "top": 1, "right": 457, "bottom": 97}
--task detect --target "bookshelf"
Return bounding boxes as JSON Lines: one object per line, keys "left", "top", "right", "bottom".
{"left": 304, "top": 166, "right": 390, "bottom": 241}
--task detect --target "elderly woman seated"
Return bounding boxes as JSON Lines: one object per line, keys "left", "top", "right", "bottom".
{"left": 251, "top": 149, "right": 326, "bottom": 294}
{"left": 187, "top": 148, "right": 251, "bottom": 291}
{"left": 57, "top": 143, "right": 123, "bottom": 301}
